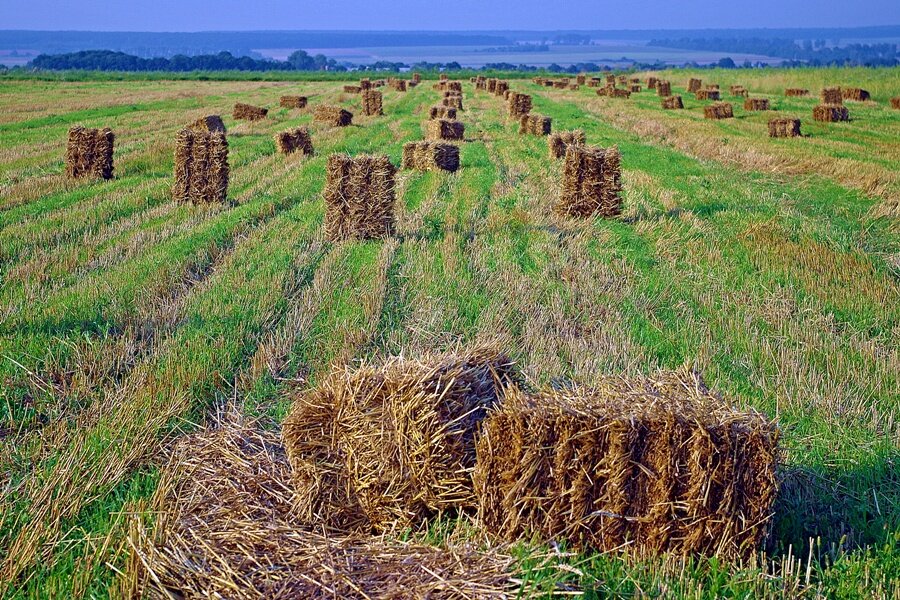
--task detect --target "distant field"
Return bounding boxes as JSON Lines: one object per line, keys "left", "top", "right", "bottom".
{"left": 0, "top": 67, "right": 898, "bottom": 597}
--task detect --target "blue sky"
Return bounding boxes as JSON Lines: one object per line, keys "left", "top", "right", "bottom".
{"left": 2, "top": 0, "right": 898, "bottom": 31}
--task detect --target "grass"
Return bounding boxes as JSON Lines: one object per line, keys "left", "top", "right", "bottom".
{"left": 0, "top": 68, "right": 898, "bottom": 598}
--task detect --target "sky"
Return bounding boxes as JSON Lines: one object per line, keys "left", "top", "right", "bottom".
{"left": 2, "top": 0, "right": 899, "bottom": 31}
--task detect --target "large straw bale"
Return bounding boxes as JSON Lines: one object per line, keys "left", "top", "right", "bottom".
{"left": 696, "top": 89, "right": 720, "bottom": 101}
{"left": 768, "top": 118, "right": 802, "bottom": 138}
{"left": 314, "top": 105, "right": 353, "bottom": 127}
{"left": 519, "top": 114, "right": 552, "bottom": 136}
{"left": 656, "top": 81, "right": 672, "bottom": 97}
{"left": 426, "top": 119, "right": 465, "bottom": 141}
{"left": 323, "top": 154, "right": 395, "bottom": 242}
{"left": 629, "top": 84, "right": 642, "bottom": 93}
{"left": 187, "top": 115, "right": 226, "bottom": 133}
{"left": 487, "top": 78, "right": 498, "bottom": 93}
{"left": 361, "top": 89, "right": 383, "bottom": 116}
{"left": 495, "top": 81, "right": 509, "bottom": 96}
{"left": 507, "top": 92, "right": 533, "bottom": 118}
{"left": 280, "top": 95, "right": 308, "bottom": 109}
{"left": 389, "top": 79, "right": 408, "bottom": 92}
{"left": 359, "top": 78, "right": 372, "bottom": 90}
{"left": 474, "top": 368, "right": 780, "bottom": 559}
{"left": 555, "top": 144, "right": 622, "bottom": 218}
{"left": 688, "top": 78, "right": 702, "bottom": 93}
{"left": 662, "top": 95, "right": 684, "bottom": 110}
{"left": 813, "top": 104, "right": 850, "bottom": 122}
{"left": 588, "top": 77, "right": 602, "bottom": 87}
{"left": 65, "top": 126, "right": 114, "bottom": 180}
{"left": 429, "top": 105, "right": 457, "bottom": 120}
{"left": 401, "top": 141, "right": 460, "bottom": 173}
{"left": 172, "top": 128, "right": 228, "bottom": 204}
{"left": 821, "top": 87, "right": 843, "bottom": 104}
{"left": 744, "top": 98, "right": 770, "bottom": 111}
{"left": 785, "top": 88, "right": 810, "bottom": 97}
{"left": 704, "top": 103, "right": 734, "bottom": 119}
{"left": 606, "top": 75, "right": 616, "bottom": 86}
{"left": 232, "top": 102, "right": 268, "bottom": 121}
{"left": 841, "top": 87, "right": 870, "bottom": 101}
{"left": 274, "top": 127, "right": 314, "bottom": 156}
{"left": 283, "top": 348, "right": 518, "bottom": 531}
{"left": 547, "top": 129, "right": 586, "bottom": 159}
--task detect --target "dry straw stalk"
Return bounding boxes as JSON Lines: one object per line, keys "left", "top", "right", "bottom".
{"left": 744, "top": 98, "right": 770, "bottom": 111}
{"left": 65, "top": 126, "right": 114, "bottom": 180}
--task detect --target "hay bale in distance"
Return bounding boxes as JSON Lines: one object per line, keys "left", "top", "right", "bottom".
{"left": 696, "top": 89, "right": 721, "bottom": 101}
{"left": 361, "top": 89, "right": 383, "bottom": 116}
{"left": 65, "top": 126, "right": 114, "bottom": 180}
{"left": 662, "top": 95, "right": 684, "bottom": 110}
{"left": 233, "top": 102, "right": 268, "bottom": 121}
{"left": 842, "top": 88, "right": 870, "bottom": 101}
{"left": 629, "top": 84, "right": 642, "bottom": 93}
{"left": 647, "top": 76, "right": 659, "bottom": 89}
{"left": 704, "top": 103, "right": 734, "bottom": 120}
{"left": 519, "top": 114, "right": 552, "bottom": 136}
{"left": 343, "top": 85, "right": 362, "bottom": 94}
{"left": 576, "top": 74, "right": 586, "bottom": 85}
{"left": 389, "top": 79, "right": 408, "bottom": 92}
{"left": 891, "top": 97, "right": 900, "bottom": 109}
{"left": 768, "top": 118, "right": 802, "bottom": 138}
{"left": 442, "top": 96, "right": 464, "bottom": 110}
{"left": 688, "top": 78, "right": 703, "bottom": 93}
{"left": 473, "top": 369, "right": 780, "bottom": 559}
{"left": 555, "top": 144, "right": 622, "bottom": 218}
{"left": 172, "top": 128, "right": 228, "bottom": 204}
{"left": 785, "top": 88, "right": 810, "bottom": 97}
{"left": 729, "top": 85, "right": 748, "bottom": 97}
{"left": 274, "top": 127, "right": 314, "bottom": 156}
{"left": 813, "top": 104, "right": 850, "bottom": 122}
{"left": 744, "top": 98, "right": 770, "bottom": 111}
{"left": 821, "top": 87, "right": 843, "bottom": 105}
{"left": 282, "top": 348, "right": 518, "bottom": 530}
{"left": 547, "top": 129, "right": 586, "bottom": 159}
{"left": 656, "top": 81, "right": 672, "bottom": 97}
{"left": 401, "top": 141, "right": 460, "bottom": 173}
{"left": 322, "top": 153, "right": 396, "bottom": 242}
{"left": 188, "top": 115, "right": 226, "bottom": 133}
{"left": 426, "top": 119, "right": 465, "bottom": 142}
{"left": 279, "top": 95, "right": 308, "bottom": 109}
{"left": 495, "top": 81, "right": 510, "bottom": 97}
{"left": 507, "top": 92, "right": 533, "bottom": 118}
{"left": 429, "top": 105, "right": 457, "bottom": 120}
{"left": 314, "top": 105, "right": 353, "bottom": 127}
{"left": 598, "top": 87, "right": 631, "bottom": 99}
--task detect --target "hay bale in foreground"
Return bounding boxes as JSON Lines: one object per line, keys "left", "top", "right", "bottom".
{"left": 688, "top": 78, "right": 703, "bottom": 93}
{"left": 704, "top": 103, "right": 734, "bottom": 120}
{"left": 696, "top": 89, "right": 720, "bottom": 101}
{"left": 474, "top": 369, "right": 780, "bottom": 559}
{"left": 187, "top": 115, "right": 226, "bottom": 133}
{"left": 656, "top": 81, "right": 672, "bottom": 97}
{"left": 555, "top": 144, "right": 622, "bottom": 218}
{"left": 172, "top": 128, "right": 228, "bottom": 204}
{"left": 314, "top": 105, "right": 353, "bottom": 127}
{"left": 401, "top": 141, "right": 460, "bottom": 173}
{"left": 842, "top": 87, "right": 870, "bottom": 101}
{"left": 426, "top": 119, "right": 465, "bottom": 142}
{"left": 785, "top": 88, "right": 810, "bottom": 97}
{"left": 547, "top": 129, "right": 586, "bottom": 159}
{"left": 282, "top": 348, "right": 519, "bottom": 530}
{"left": 361, "top": 89, "right": 383, "bottom": 116}
{"left": 820, "top": 87, "right": 843, "bottom": 105}
{"left": 323, "top": 154, "right": 395, "bottom": 242}
{"left": 744, "top": 98, "right": 770, "bottom": 111}
{"left": 662, "top": 95, "right": 684, "bottom": 110}
{"left": 65, "top": 126, "right": 114, "bottom": 180}
{"left": 233, "top": 102, "right": 268, "bottom": 121}
{"left": 274, "top": 127, "right": 314, "bottom": 156}
{"left": 126, "top": 415, "right": 516, "bottom": 599}
{"left": 768, "top": 118, "right": 802, "bottom": 138}
{"left": 280, "top": 95, "right": 308, "bottom": 109}
{"left": 429, "top": 105, "right": 457, "bottom": 120}
{"left": 519, "top": 114, "right": 552, "bottom": 136}
{"left": 813, "top": 104, "right": 850, "bottom": 122}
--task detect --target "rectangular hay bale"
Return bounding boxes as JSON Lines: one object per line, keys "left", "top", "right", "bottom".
{"left": 274, "top": 127, "right": 314, "bottom": 156}
{"left": 768, "top": 118, "right": 802, "bottom": 138}
{"left": 744, "top": 98, "right": 770, "bottom": 111}
{"left": 187, "top": 115, "right": 226, "bottom": 133}
{"left": 507, "top": 92, "right": 533, "bottom": 118}
{"left": 361, "top": 89, "right": 383, "bottom": 116}
{"left": 65, "top": 126, "right": 114, "bottom": 180}
{"left": 233, "top": 102, "right": 268, "bottom": 121}
{"left": 841, "top": 87, "right": 870, "bottom": 101}
{"left": 279, "top": 95, "right": 308, "bottom": 109}
{"left": 429, "top": 105, "right": 457, "bottom": 120}
{"left": 785, "top": 88, "right": 810, "bottom": 97}
{"left": 821, "top": 87, "right": 843, "bottom": 105}
{"left": 172, "top": 128, "right": 228, "bottom": 204}
{"left": 696, "top": 89, "right": 720, "bottom": 101}
{"left": 442, "top": 96, "right": 464, "bottom": 110}
{"left": 401, "top": 140, "right": 460, "bottom": 172}
{"left": 547, "top": 129, "right": 586, "bottom": 159}
{"left": 314, "top": 105, "right": 353, "bottom": 127}
{"left": 688, "top": 78, "right": 703, "bottom": 93}
{"left": 555, "top": 144, "right": 622, "bottom": 218}
{"left": 322, "top": 153, "right": 396, "bottom": 241}
{"left": 425, "top": 119, "right": 465, "bottom": 142}
{"left": 704, "top": 103, "right": 734, "bottom": 119}
{"left": 813, "top": 104, "right": 849, "bottom": 122}
{"left": 519, "top": 114, "right": 552, "bottom": 136}
{"left": 661, "top": 95, "right": 684, "bottom": 110}
{"left": 656, "top": 81, "right": 672, "bottom": 97}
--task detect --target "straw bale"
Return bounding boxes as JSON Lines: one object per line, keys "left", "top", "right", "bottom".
{"left": 768, "top": 118, "right": 802, "bottom": 138}
{"left": 401, "top": 141, "right": 460, "bottom": 173}
{"left": 661, "top": 95, "right": 684, "bottom": 110}
{"left": 187, "top": 115, "right": 226, "bottom": 133}
{"left": 696, "top": 89, "right": 720, "bottom": 101}
{"left": 820, "top": 87, "right": 843, "bottom": 105}
{"left": 688, "top": 78, "right": 702, "bottom": 93}
{"left": 892, "top": 97, "right": 900, "bottom": 109}
{"left": 656, "top": 81, "right": 672, "bottom": 97}
{"left": 744, "top": 98, "right": 770, "bottom": 111}
{"left": 629, "top": 84, "right": 642, "bottom": 93}
{"left": 279, "top": 95, "right": 308, "bottom": 109}
{"left": 172, "top": 128, "right": 228, "bottom": 204}
{"left": 576, "top": 74, "right": 586, "bottom": 85}
{"left": 813, "top": 104, "right": 850, "bottom": 122}
{"left": 442, "top": 96, "right": 464, "bottom": 110}
{"left": 597, "top": 87, "right": 631, "bottom": 98}
{"left": 274, "top": 127, "right": 314, "bottom": 156}
{"left": 411, "top": 72, "right": 421, "bottom": 83}
{"left": 314, "top": 105, "right": 353, "bottom": 127}
{"left": 475, "top": 76, "right": 487, "bottom": 90}
{"left": 495, "top": 81, "right": 509, "bottom": 96}
{"left": 704, "top": 102, "right": 734, "bottom": 119}
{"left": 429, "top": 105, "right": 457, "bottom": 120}
{"left": 647, "top": 76, "right": 659, "bottom": 89}
{"left": 553, "top": 81, "right": 567, "bottom": 89}
{"left": 360, "top": 78, "right": 372, "bottom": 90}
{"left": 568, "top": 84, "right": 580, "bottom": 90}
{"left": 506, "top": 92, "right": 532, "bottom": 118}
{"left": 785, "top": 88, "right": 810, "bottom": 97}
{"left": 322, "top": 153, "right": 396, "bottom": 242}
{"left": 729, "top": 85, "right": 748, "bottom": 97}
{"left": 65, "top": 126, "right": 114, "bottom": 180}
{"left": 232, "top": 102, "right": 268, "bottom": 121}
{"left": 519, "top": 113, "right": 552, "bottom": 136}
{"left": 389, "top": 79, "right": 408, "bottom": 92}
{"left": 446, "top": 81, "right": 463, "bottom": 92}
{"left": 606, "top": 75, "right": 616, "bottom": 86}
{"left": 283, "top": 347, "right": 519, "bottom": 531}
{"left": 426, "top": 119, "right": 465, "bottom": 142}
{"left": 555, "top": 144, "right": 622, "bottom": 218}
{"left": 344, "top": 85, "right": 362, "bottom": 94}
{"left": 126, "top": 414, "right": 516, "bottom": 599}
{"left": 474, "top": 368, "right": 780, "bottom": 559}
{"left": 440, "top": 73, "right": 449, "bottom": 81}
{"left": 588, "top": 77, "right": 602, "bottom": 87}
{"left": 543, "top": 80, "right": 554, "bottom": 87}
{"left": 547, "top": 129, "right": 586, "bottom": 159}
{"left": 841, "top": 87, "right": 870, "bottom": 101}
{"left": 361, "top": 89, "right": 383, "bottom": 116}
{"left": 487, "top": 78, "right": 498, "bottom": 93}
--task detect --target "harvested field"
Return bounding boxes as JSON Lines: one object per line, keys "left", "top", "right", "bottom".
{"left": 769, "top": 118, "right": 802, "bottom": 138}
{"left": 233, "top": 102, "right": 268, "bottom": 121}
{"left": 274, "top": 127, "right": 314, "bottom": 156}
{"left": 425, "top": 118, "right": 465, "bottom": 141}
{"left": 279, "top": 95, "right": 308, "bottom": 109}
{"left": 705, "top": 102, "right": 734, "bottom": 119}
{"left": 519, "top": 113, "right": 552, "bottom": 136}
{"left": 323, "top": 153, "right": 396, "bottom": 241}
{"left": 314, "top": 105, "right": 353, "bottom": 126}
{"left": 662, "top": 95, "right": 684, "bottom": 109}
{"left": 555, "top": 144, "right": 622, "bottom": 217}
{"left": 547, "top": 129, "right": 586, "bottom": 159}
{"left": 744, "top": 98, "right": 771, "bottom": 111}
{"left": 401, "top": 140, "right": 460, "bottom": 172}
{"left": 814, "top": 104, "right": 850, "bottom": 122}
{"left": 172, "top": 127, "right": 228, "bottom": 203}
{"left": 65, "top": 126, "right": 114, "bottom": 180}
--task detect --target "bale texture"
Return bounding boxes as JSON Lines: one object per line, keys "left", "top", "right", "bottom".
{"left": 662, "top": 95, "right": 684, "bottom": 110}
{"left": 647, "top": 76, "right": 659, "bottom": 89}
{"left": 841, "top": 88, "right": 870, "bottom": 101}
{"left": 361, "top": 90, "right": 383, "bottom": 116}
{"left": 821, "top": 87, "right": 843, "bottom": 105}
{"left": 473, "top": 369, "right": 780, "bottom": 559}
{"left": 891, "top": 97, "right": 900, "bottom": 109}
{"left": 323, "top": 154, "right": 395, "bottom": 242}
{"left": 401, "top": 141, "right": 460, "bottom": 173}
{"left": 282, "top": 348, "right": 518, "bottom": 531}
{"left": 426, "top": 119, "right": 465, "bottom": 142}
{"left": 519, "top": 114, "right": 552, "bottom": 136}
{"left": 704, "top": 103, "right": 734, "bottom": 119}
{"left": 729, "top": 85, "right": 747, "bottom": 96}
{"left": 274, "top": 127, "right": 314, "bottom": 156}
{"left": 187, "top": 115, "right": 226, "bottom": 133}
{"left": 688, "top": 78, "right": 703, "bottom": 93}
{"left": 172, "top": 128, "right": 228, "bottom": 204}
{"left": 343, "top": 85, "right": 362, "bottom": 94}
{"left": 507, "top": 93, "right": 533, "bottom": 118}
{"left": 696, "top": 89, "right": 721, "bottom": 101}
{"left": 547, "top": 130, "right": 586, "bottom": 159}
{"left": 555, "top": 144, "right": 622, "bottom": 218}
{"left": 280, "top": 95, "right": 308, "bottom": 109}
{"left": 768, "top": 118, "right": 802, "bottom": 138}
{"left": 442, "top": 96, "right": 464, "bottom": 110}
{"left": 314, "top": 105, "right": 353, "bottom": 127}
{"left": 233, "top": 102, "right": 268, "bottom": 121}
{"left": 389, "top": 79, "right": 408, "bottom": 92}
{"left": 813, "top": 104, "right": 850, "bottom": 122}
{"left": 598, "top": 87, "right": 631, "bottom": 99}
{"left": 495, "top": 81, "right": 510, "bottom": 97}
{"left": 629, "top": 85, "right": 642, "bottom": 93}
{"left": 656, "top": 81, "right": 672, "bottom": 97}
{"left": 744, "top": 98, "right": 770, "bottom": 111}
{"left": 65, "top": 126, "right": 114, "bottom": 180}
{"left": 429, "top": 105, "right": 457, "bottom": 120}
{"left": 785, "top": 88, "right": 810, "bottom": 97}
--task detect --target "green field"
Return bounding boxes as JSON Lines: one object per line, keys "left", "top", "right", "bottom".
{"left": 0, "top": 67, "right": 898, "bottom": 598}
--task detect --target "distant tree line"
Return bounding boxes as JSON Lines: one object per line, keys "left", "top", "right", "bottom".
{"left": 30, "top": 50, "right": 346, "bottom": 72}
{"left": 650, "top": 38, "right": 899, "bottom": 67}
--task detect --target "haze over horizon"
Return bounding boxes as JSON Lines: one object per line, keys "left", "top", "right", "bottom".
{"left": 3, "top": 0, "right": 899, "bottom": 32}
